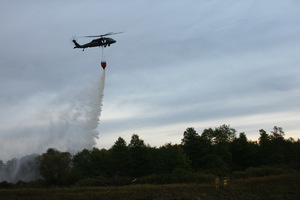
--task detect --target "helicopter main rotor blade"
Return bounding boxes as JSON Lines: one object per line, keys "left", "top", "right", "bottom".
{"left": 82, "top": 32, "right": 124, "bottom": 38}
{"left": 82, "top": 35, "right": 102, "bottom": 38}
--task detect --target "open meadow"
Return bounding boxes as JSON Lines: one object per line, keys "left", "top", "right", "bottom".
{"left": 0, "top": 174, "right": 299, "bottom": 200}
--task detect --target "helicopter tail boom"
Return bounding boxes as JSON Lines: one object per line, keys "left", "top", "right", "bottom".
{"left": 72, "top": 40, "right": 81, "bottom": 49}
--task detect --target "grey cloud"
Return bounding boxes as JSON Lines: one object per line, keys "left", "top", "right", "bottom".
{"left": 1, "top": 0, "right": 300, "bottom": 160}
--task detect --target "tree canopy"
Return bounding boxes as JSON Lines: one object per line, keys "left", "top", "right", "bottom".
{"left": 1, "top": 125, "right": 299, "bottom": 186}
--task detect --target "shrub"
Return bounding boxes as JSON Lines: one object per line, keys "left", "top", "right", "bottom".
{"left": 139, "top": 169, "right": 215, "bottom": 184}
{"left": 232, "top": 166, "right": 292, "bottom": 179}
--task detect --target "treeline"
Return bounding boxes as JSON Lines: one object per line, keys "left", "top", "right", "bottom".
{"left": 1, "top": 125, "right": 300, "bottom": 187}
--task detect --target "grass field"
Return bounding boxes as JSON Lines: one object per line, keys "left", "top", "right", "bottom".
{"left": 0, "top": 174, "right": 299, "bottom": 200}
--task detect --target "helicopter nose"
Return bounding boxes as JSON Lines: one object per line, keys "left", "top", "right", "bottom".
{"left": 112, "top": 39, "right": 116, "bottom": 43}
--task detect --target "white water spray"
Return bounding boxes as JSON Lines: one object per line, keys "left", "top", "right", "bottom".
{"left": 47, "top": 70, "right": 106, "bottom": 153}
{"left": 0, "top": 71, "right": 106, "bottom": 182}
{"left": 1, "top": 71, "right": 106, "bottom": 157}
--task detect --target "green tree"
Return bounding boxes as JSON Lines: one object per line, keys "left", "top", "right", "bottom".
{"left": 90, "top": 148, "right": 111, "bottom": 176}
{"left": 72, "top": 149, "right": 93, "bottom": 177}
{"left": 110, "top": 137, "right": 131, "bottom": 176}
{"left": 181, "top": 127, "right": 199, "bottom": 146}
{"left": 112, "top": 137, "right": 127, "bottom": 151}
{"left": 152, "top": 144, "right": 191, "bottom": 174}
{"left": 269, "top": 126, "right": 291, "bottom": 164}
{"left": 258, "top": 128, "right": 273, "bottom": 165}
{"left": 201, "top": 125, "right": 236, "bottom": 172}
{"left": 270, "top": 126, "right": 285, "bottom": 139}
{"left": 128, "top": 134, "right": 146, "bottom": 149}
{"left": 291, "top": 139, "right": 300, "bottom": 169}
{"left": 72, "top": 148, "right": 111, "bottom": 178}
{"left": 181, "top": 127, "right": 204, "bottom": 169}
{"left": 37, "top": 148, "right": 73, "bottom": 185}
{"left": 201, "top": 128, "right": 214, "bottom": 144}
{"left": 230, "top": 132, "right": 258, "bottom": 170}
{"left": 213, "top": 124, "right": 236, "bottom": 144}
{"left": 128, "top": 134, "right": 150, "bottom": 177}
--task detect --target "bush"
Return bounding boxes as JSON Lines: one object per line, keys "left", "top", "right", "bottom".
{"left": 139, "top": 169, "right": 215, "bottom": 184}
{"left": 0, "top": 181, "right": 13, "bottom": 189}
{"left": 232, "top": 166, "right": 293, "bottom": 179}
{"left": 75, "top": 175, "right": 133, "bottom": 186}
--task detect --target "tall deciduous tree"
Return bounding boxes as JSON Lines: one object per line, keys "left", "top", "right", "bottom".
{"left": 213, "top": 124, "right": 236, "bottom": 144}
{"left": 37, "top": 148, "right": 72, "bottom": 185}
{"left": 72, "top": 149, "right": 93, "bottom": 177}
{"left": 152, "top": 143, "right": 191, "bottom": 174}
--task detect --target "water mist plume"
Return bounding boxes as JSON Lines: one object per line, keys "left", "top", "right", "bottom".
{"left": 47, "top": 70, "right": 106, "bottom": 154}
{"left": 0, "top": 71, "right": 106, "bottom": 162}
{"left": 0, "top": 154, "right": 40, "bottom": 183}
{"left": 0, "top": 71, "right": 106, "bottom": 182}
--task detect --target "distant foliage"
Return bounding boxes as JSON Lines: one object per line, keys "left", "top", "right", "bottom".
{"left": 232, "top": 166, "right": 294, "bottom": 179}
{"left": 71, "top": 125, "right": 300, "bottom": 185}
{"left": 36, "top": 148, "right": 80, "bottom": 186}
{"left": 1, "top": 125, "right": 299, "bottom": 186}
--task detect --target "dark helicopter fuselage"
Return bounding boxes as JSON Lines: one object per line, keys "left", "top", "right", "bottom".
{"left": 73, "top": 37, "right": 116, "bottom": 51}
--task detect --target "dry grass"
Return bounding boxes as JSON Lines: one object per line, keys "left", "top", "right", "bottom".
{"left": 0, "top": 174, "right": 299, "bottom": 200}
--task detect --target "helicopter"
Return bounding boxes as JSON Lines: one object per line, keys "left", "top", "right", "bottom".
{"left": 72, "top": 32, "right": 123, "bottom": 51}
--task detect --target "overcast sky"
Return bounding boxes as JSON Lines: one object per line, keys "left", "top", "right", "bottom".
{"left": 1, "top": 0, "right": 300, "bottom": 161}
